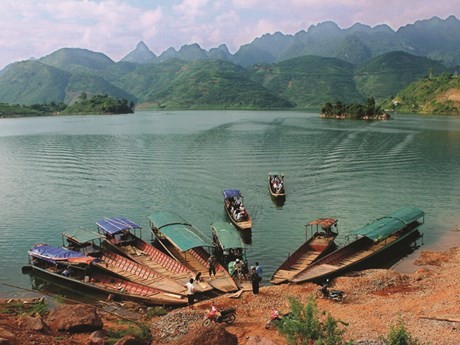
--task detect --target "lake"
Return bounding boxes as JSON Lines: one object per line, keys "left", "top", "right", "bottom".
{"left": 1, "top": 110, "right": 459, "bottom": 298}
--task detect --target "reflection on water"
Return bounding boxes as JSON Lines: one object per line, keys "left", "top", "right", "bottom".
{"left": 1, "top": 111, "right": 460, "bottom": 297}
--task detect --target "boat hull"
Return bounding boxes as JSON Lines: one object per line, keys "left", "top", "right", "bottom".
{"left": 292, "top": 226, "right": 422, "bottom": 284}
{"left": 25, "top": 264, "right": 187, "bottom": 306}
{"left": 270, "top": 234, "right": 337, "bottom": 285}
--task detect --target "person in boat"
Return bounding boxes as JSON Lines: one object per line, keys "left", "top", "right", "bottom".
{"left": 232, "top": 258, "right": 244, "bottom": 281}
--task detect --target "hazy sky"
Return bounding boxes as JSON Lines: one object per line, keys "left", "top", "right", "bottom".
{"left": 1, "top": 0, "right": 458, "bottom": 70}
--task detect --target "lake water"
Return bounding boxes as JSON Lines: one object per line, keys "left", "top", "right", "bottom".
{"left": 1, "top": 110, "right": 460, "bottom": 298}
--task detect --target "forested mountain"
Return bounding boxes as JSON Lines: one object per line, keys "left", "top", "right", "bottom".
{"left": 117, "top": 16, "right": 460, "bottom": 67}
{"left": 0, "top": 16, "right": 458, "bottom": 110}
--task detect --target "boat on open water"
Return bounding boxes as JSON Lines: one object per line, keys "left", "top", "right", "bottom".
{"left": 270, "top": 218, "right": 339, "bottom": 285}
{"left": 223, "top": 189, "right": 252, "bottom": 230}
{"left": 291, "top": 207, "right": 425, "bottom": 284}
{"left": 149, "top": 211, "right": 238, "bottom": 293}
{"left": 62, "top": 228, "right": 187, "bottom": 296}
{"left": 24, "top": 244, "right": 186, "bottom": 306}
{"left": 268, "top": 172, "right": 286, "bottom": 200}
{"left": 96, "top": 217, "right": 212, "bottom": 293}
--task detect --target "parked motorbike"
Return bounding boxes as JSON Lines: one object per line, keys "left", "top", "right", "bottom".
{"left": 316, "top": 279, "right": 345, "bottom": 302}
{"left": 265, "top": 308, "right": 293, "bottom": 329}
{"left": 202, "top": 305, "right": 237, "bottom": 327}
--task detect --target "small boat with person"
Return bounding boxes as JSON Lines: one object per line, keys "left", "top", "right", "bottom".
{"left": 223, "top": 189, "right": 252, "bottom": 230}
{"left": 96, "top": 217, "right": 212, "bottom": 293}
{"left": 149, "top": 211, "right": 238, "bottom": 293}
{"left": 270, "top": 217, "right": 339, "bottom": 285}
{"left": 291, "top": 207, "right": 425, "bottom": 284}
{"left": 24, "top": 244, "right": 187, "bottom": 306}
{"left": 268, "top": 172, "right": 286, "bottom": 199}
{"left": 62, "top": 228, "right": 188, "bottom": 296}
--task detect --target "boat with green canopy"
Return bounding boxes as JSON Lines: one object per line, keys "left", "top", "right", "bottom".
{"left": 211, "top": 222, "right": 247, "bottom": 270}
{"left": 291, "top": 207, "right": 425, "bottom": 283}
{"left": 149, "top": 211, "right": 238, "bottom": 293}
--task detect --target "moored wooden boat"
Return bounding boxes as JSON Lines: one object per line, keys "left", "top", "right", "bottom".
{"left": 270, "top": 218, "right": 339, "bottom": 285}
{"left": 149, "top": 211, "right": 239, "bottom": 293}
{"left": 211, "top": 222, "right": 251, "bottom": 291}
{"left": 268, "top": 172, "right": 286, "bottom": 199}
{"left": 291, "top": 207, "right": 425, "bottom": 284}
{"left": 223, "top": 189, "right": 252, "bottom": 230}
{"left": 95, "top": 217, "right": 212, "bottom": 293}
{"left": 62, "top": 228, "right": 188, "bottom": 296}
{"left": 26, "top": 244, "right": 187, "bottom": 306}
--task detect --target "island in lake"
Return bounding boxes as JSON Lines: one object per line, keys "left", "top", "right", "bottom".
{"left": 320, "top": 97, "right": 391, "bottom": 120}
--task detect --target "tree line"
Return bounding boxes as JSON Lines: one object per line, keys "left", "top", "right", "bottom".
{"left": 321, "top": 97, "right": 387, "bottom": 119}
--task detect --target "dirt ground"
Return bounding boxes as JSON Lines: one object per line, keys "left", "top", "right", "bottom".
{"left": 2, "top": 244, "right": 460, "bottom": 344}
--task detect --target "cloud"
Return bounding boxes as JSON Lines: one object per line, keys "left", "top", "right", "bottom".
{"left": 0, "top": 0, "right": 458, "bottom": 69}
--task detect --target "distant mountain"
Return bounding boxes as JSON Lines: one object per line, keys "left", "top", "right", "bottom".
{"left": 354, "top": 51, "right": 448, "bottom": 102}
{"left": 0, "top": 61, "right": 70, "bottom": 104}
{"left": 1, "top": 15, "right": 459, "bottom": 110}
{"left": 250, "top": 55, "right": 364, "bottom": 108}
{"left": 39, "top": 48, "right": 114, "bottom": 73}
{"left": 115, "top": 59, "right": 292, "bottom": 109}
{"left": 120, "top": 41, "right": 157, "bottom": 64}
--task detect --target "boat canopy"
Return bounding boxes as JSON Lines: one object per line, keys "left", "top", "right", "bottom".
{"left": 355, "top": 207, "right": 424, "bottom": 241}
{"left": 28, "top": 244, "right": 94, "bottom": 264}
{"left": 223, "top": 189, "right": 242, "bottom": 199}
{"left": 62, "top": 228, "right": 105, "bottom": 244}
{"left": 306, "top": 218, "right": 338, "bottom": 229}
{"left": 96, "top": 217, "right": 141, "bottom": 235}
{"left": 148, "top": 211, "right": 213, "bottom": 252}
{"left": 211, "top": 222, "right": 245, "bottom": 250}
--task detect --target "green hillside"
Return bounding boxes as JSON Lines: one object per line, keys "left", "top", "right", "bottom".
{"left": 382, "top": 74, "right": 460, "bottom": 115}
{"left": 250, "top": 55, "right": 365, "bottom": 108}
{"left": 354, "top": 51, "right": 448, "bottom": 102}
{"left": 65, "top": 73, "right": 136, "bottom": 105}
{"left": 39, "top": 48, "right": 114, "bottom": 73}
{"left": 0, "top": 61, "right": 70, "bottom": 105}
{"left": 118, "top": 59, "right": 292, "bottom": 109}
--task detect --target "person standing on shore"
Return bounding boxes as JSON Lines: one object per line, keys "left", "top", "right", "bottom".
{"left": 207, "top": 256, "right": 217, "bottom": 278}
{"left": 250, "top": 266, "right": 260, "bottom": 294}
{"left": 185, "top": 278, "right": 195, "bottom": 307}
{"left": 255, "top": 262, "right": 263, "bottom": 282}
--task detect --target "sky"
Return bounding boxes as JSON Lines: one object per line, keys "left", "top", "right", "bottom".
{"left": 0, "top": 0, "right": 459, "bottom": 70}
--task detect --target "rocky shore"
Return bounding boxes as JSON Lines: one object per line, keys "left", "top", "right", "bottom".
{"left": 1, "top": 244, "right": 460, "bottom": 344}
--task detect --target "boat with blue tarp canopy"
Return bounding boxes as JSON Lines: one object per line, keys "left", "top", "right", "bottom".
{"left": 223, "top": 189, "right": 252, "bottom": 230}
{"left": 96, "top": 217, "right": 141, "bottom": 235}
{"left": 149, "top": 211, "right": 238, "bottom": 293}
{"left": 95, "top": 216, "right": 213, "bottom": 294}
{"left": 61, "top": 228, "right": 189, "bottom": 296}
{"left": 25, "top": 244, "right": 187, "bottom": 306}
{"left": 291, "top": 207, "right": 425, "bottom": 283}
{"left": 28, "top": 244, "right": 95, "bottom": 264}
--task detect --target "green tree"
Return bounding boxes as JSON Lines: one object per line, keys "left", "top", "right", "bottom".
{"left": 384, "top": 318, "right": 423, "bottom": 345}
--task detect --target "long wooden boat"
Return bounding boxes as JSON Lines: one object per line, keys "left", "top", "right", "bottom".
{"left": 211, "top": 222, "right": 251, "bottom": 291}
{"left": 62, "top": 228, "right": 188, "bottom": 296}
{"left": 270, "top": 218, "right": 339, "bottom": 285}
{"left": 95, "top": 217, "right": 212, "bottom": 293}
{"left": 291, "top": 207, "right": 425, "bottom": 284}
{"left": 26, "top": 244, "right": 187, "bottom": 306}
{"left": 223, "top": 189, "right": 252, "bottom": 230}
{"left": 268, "top": 172, "right": 286, "bottom": 199}
{"left": 149, "top": 211, "right": 239, "bottom": 293}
